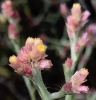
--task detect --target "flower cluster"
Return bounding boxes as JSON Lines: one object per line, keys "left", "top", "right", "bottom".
{"left": 63, "top": 68, "right": 89, "bottom": 93}
{"left": 9, "top": 37, "right": 52, "bottom": 77}
{"left": 1, "top": 0, "right": 20, "bottom": 39}
{"left": 65, "top": 3, "right": 92, "bottom": 53}
{"left": 66, "top": 3, "right": 90, "bottom": 39}
{"left": 1, "top": 0, "right": 20, "bottom": 23}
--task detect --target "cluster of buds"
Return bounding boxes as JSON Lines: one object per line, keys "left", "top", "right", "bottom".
{"left": 63, "top": 68, "right": 89, "bottom": 93}
{"left": 1, "top": 0, "right": 20, "bottom": 23}
{"left": 66, "top": 3, "right": 90, "bottom": 39}
{"left": 9, "top": 37, "right": 52, "bottom": 77}
{"left": 75, "top": 23, "right": 96, "bottom": 51}
{"left": 64, "top": 3, "right": 92, "bottom": 53}
{"left": 1, "top": 0, "right": 20, "bottom": 39}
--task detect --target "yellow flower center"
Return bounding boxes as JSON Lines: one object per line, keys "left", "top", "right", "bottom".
{"left": 9, "top": 55, "right": 17, "bottom": 64}
{"left": 37, "top": 44, "right": 46, "bottom": 52}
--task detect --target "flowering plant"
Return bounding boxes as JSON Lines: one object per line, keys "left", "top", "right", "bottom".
{"left": 1, "top": 0, "right": 96, "bottom": 100}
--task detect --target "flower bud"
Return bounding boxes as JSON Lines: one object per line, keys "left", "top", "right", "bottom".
{"left": 8, "top": 23, "right": 18, "bottom": 39}
{"left": 70, "top": 68, "right": 89, "bottom": 93}
{"left": 63, "top": 82, "right": 72, "bottom": 92}
{"left": 65, "top": 58, "right": 72, "bottom": 68}
{"left": 76, "top": 86, "right": 89, "bottom": 93}
{"left": 71, "top": 3, "right": 81, "bottom": 21}
{"left": 60, "top": 3, "right": 68, "bottom": 16}
{"left": 9, "top": 55, "right": 19, "bottom": 69}
{"left": 9, "top": 55, "right": 17, "bottom": 64}
{"left": 17, "top": 47, "right": 30, "bottom": 63}
{"left": 81, "top": 10, "right": 90, "bottom": 21}
{"left": 38, "top": 60, "right": 53, "bottom": 70}
{"left": 23, "top": 64, "right": 32, "bottom": 77}
{"left": 86, "top": 24, "right": 96, "bottom": 35}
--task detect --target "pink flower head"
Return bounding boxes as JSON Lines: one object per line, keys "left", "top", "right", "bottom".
{"left": 60, "top": 3, "right": 68, "bottom": 16}
{"left": 9, "top": 55, "right": 19, "bottom": 69}
{"left": 86, "top": 24, "right": 96, "bottom": 35}
{"left": 17, "top": 47, "right": 30, "bottom": 63}
{"left": 66, "top": 16, "right": 76, "bottom": 38}
{"left": 70, "top": 68, "right": 89, "bottom": 93}
{"left": 77, "top": 32, "right": 89, "bottom": 47}
{"left": 8, "top": 23, "right": 18, "bottom": 39}
{"left": 25, "top": 37, "right": 34, "bottom": 51}
{"left": 9, "top": 55, "right": 32, "bottom": 76}
{"left": 66, "top": 3, "right": 82, "bottom": 39}
{"left": 33, "top": 38, "right": 43, "bottom": 46}
{"left": 63, "top": 82, "right": 72, "bottom": 92}
{"left": 81, "top": 10, "right": 90, "bottom": 21}
{"left": 9, "top": 10, "right": 20, "bottom": 22}
{"left": 9, "top": 37, "right": 52, "bottom": 77}
{"left": 1, "top": 0, "right": 20, "bottom": 22}
{"left": 37, "top": 60, "right": 53, "bottom": 70}
{"left": 23, "top": 64, "right": 32, "bottom": 77}
{"left": 65, "top": 58, "right": 72, "bottom": 68}
{"left": 29, "top": 44, "right": 47, "bottom": 61}
{"left": 15, "top": 62, "right": 27, "bottom": 74}
{"left": 75, "top": 42, "right": 81, "bottom": 52}
{"left": 66, "top": 3, "right": 90, "bottom": 40}
{"left": 1, "top": 1, "right": 13, "bottom": 17}
{"left": 1, "top": 0, "right": 12, "bottom": 10}
{"left": 71, "top": 3, "right": 81, "bottom": 21}
{"left": 76, "top": 86, "right": 89, "bottom": 93}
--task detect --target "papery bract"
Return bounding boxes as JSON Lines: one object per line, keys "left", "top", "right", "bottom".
{"left": 38, "top": 60, "right": 52, "bottom": 70}
{"left": 70, "top": 68, "right": 89, "bottom": 93}
{"left": 23, "top": 64, "right": 32, "bottom": 77}
{"left": 81, "top": 10, "right": 90, "bottom": 21}
{"left": 63, "top": 82, "right": 72, "bottom": 92}
{"left": 76, "top": 86, "right": 89, "bottom": 93}
{"left": 78, "top": 32, "right": 89, "bottom": 47}
{"left": 17, "top": 47, "right": 30, "bottom": 63}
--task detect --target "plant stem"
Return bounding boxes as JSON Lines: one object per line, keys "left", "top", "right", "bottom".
{"left": 30, "top": 68, "right": 52, "bottom": 100}
{"left": 50, "top": 89, "right": 72, "bottom": 99}
{"left": 23, "top": 76, "right": 36, "bottom": 100}
{"left": 65, "top": 95, "right": 74, "bottom": 100}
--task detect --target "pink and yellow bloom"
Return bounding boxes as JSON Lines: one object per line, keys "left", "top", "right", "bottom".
{"left": 63, "top": 68, "right": 89, "bottom": 93}
{"left": 66, "top": 3, "right": 90, "bottom": 39}
{"left": 9, "top": 37, "right": 52, "bottom": 77}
